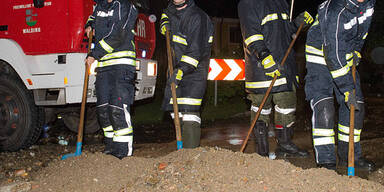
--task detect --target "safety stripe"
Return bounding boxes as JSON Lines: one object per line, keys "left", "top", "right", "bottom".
{"left": 338, "top": 134, "right": 360, "bottom": 143}
{"left": 170, "top": 112, "right": 183, "bottom": 119}
{"left": 114, "top": 127, "right": 133, "bottom": 136}
{"left": 296, "top": 75, "right": 300, "bottom": 83}
{"left": 344, "top": 17, "right": 357, "bottom": 30}
{"left": 330, "top": 62, "right": 351, "bottom": 78}
{"left": 87, "top": 16, "right": 95, "bottom": 23}
{"left": 244, "top": 34, "right": 263, "bottom": 47}
{"left": 305, "top": 45, "right": 324, "bottom": 56}
{"left": 103, "top": 125, "right": 113, "bottom": 132}
{"left": 362, "top": 33, "right": 368, "bottom": 40}
{"left": 281, "top": 13, "right": 289, "bottom": 20}
{"left": 312, "top": 128, "right": 335, "bottom": 136}
{"left": 100, "top": 51, "right": 135, "bottom": 61}
{"left": 251, "top": 105, "right": 272, "bottom": 115}
{"left": 173, "top": 35, "right": 188, "bottom": 46}
{"left": 183, "top": 114, "right": 201, "bottom": 124}
{"left": 306, "top": 55, "right": 326, "bottom": 65}
{"left": 261, "top": 13, "right": 278, "bottom": 25}
{"left": 346, "top": 53, "right": 353, "bottom": 61}
{"left": 99, "top": 39, "right": 114, "bottom": 53}
{"left": 98, "top": 58, "right": 136, "bottom": 67}
{"left": 313, "top": 137, "right": 335, "bottom": 146}
{"left": 275, "top": 105, "right": 296, "bottom": 115}
{"left": 104, "top": 131, "right": 114, "bottom": 138}
{"left": 245, "top": 78, "right": 287, "bottom": 89}
{"left": 161, "top": 13, "right": 168, "bottom": 20}
{"left": 338, "top": 124, "right": 362, "bottom": 135}
{"left": 113, "top": 135, "right": 133, "bottom": 143}
{"left": 208, "top": 36, "right": 213, "bottom": 43}
{"left": 170, "top": 98, "right": 202, "bottom": 106}
{"left": 181, "top": 55, "right": 199, "bottom": 67}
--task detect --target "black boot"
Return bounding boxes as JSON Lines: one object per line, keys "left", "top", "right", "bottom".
{"left": 103, "top": 137, "right": 113, "bottom": 155}
{"left": 253, "top": 121, "right": 269, "bottom": 157}
{"left": 111, "top": 136, "right": 133, "bottom": 159}
{"left": 338, "top": 157, "right": 376, "bottom": 171}
{"left": 275, "top": 127, "right": 309, "bottom": 158}
{"left": 318, "top": 163, "right": 337, "bottom": 171}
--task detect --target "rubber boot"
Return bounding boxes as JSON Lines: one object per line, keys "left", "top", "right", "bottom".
{"left": 111, "top": 136, "right": 133, "bottom": 159}
{"left": 103, "top": 137, "right": 113, "bottom": 155}
{"left": 253, "top": 121, "right": 269, "bottom": 157}
{"left": 275, "top": 127, "right": 309, "bottom": 158}
{"left": 182, "top": 121, "right": 201, "bottom": 148}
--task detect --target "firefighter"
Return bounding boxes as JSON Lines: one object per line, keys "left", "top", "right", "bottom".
{"left": 160, "top": 0, "right": 214, "bottom": 148}
{"left": 238, "top": 0, "right": 313, "bottom": 158}
{"left": 305, "top": 0, "right": 376, "bottom": 170}
{"left": 85, "top": 0, "right": 138, "bottom": 159}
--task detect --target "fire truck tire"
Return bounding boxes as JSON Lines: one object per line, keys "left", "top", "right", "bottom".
{"left": 0, "top": 76, "right": 44, "bottom": 151}
{"left": 61, "top": 106, "right": 100, "bottom": 134}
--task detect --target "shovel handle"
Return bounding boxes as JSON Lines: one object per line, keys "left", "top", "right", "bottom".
{"left": 165, "top": 29, "right": 183, "bottom": 149}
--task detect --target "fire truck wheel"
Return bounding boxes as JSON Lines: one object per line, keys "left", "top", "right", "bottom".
{"left": 61, "top": 105, "right": 100, "bottom": 134}
{"left": 0, "top": 76, "right": 44, "bottom": 151}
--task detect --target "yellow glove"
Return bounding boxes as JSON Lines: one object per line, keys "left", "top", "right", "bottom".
{"left": 262, "top": 55, "right": 281, "bottom": 78}
{"left": 303, "top": 11, "right": 314, "bottom": 25}
{"left": 265, "top": 69, "right": 281, "bottom": 78}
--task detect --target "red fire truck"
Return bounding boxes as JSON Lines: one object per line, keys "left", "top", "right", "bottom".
{"left": 0, "top": 0, "right": 158, "bottom": 151}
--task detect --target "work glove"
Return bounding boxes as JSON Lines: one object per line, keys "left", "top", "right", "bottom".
{"left": 169, "top": 68, "right": 183, "bottom": 87}
{"left": 344, "top": 90, "right": 360, "bottom": 111}
{"left": 261, "top": 54, "right": 281, "bottom": 78}
{"left": 294, "top": 11, "right": 314, "bottom": 28}
{"left": 353, "top": 51, "right": 361, "bottom": 66}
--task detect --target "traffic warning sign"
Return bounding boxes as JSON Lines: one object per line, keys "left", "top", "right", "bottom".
{"left": 208, "top": 59, "right": 245, "bottom": 80}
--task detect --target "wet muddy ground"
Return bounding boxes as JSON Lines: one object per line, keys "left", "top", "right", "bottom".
{"left": 0, "top": 95, "right": 384, "bottom": 191}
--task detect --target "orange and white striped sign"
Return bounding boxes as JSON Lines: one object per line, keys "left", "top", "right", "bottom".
{"left": 208, "top": 59, "right": 245, "bottom": 80}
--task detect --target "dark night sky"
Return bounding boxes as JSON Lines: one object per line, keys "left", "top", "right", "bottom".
{"left": 194, "top": 0, "right": 325, "bottom": 18}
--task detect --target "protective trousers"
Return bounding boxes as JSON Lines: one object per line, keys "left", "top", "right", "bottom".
{"left": 171, "top": 112, "right": 201, "bottom": 148}
{"left": 95, "top": 65, "right": 135, "bottom": 158}
{"left": 247, "top": 90, "right": 298, "bottom": 156}
{"left": 247, "top": 90, "right": 296, "bottom": 129}
{"left": 305, "top": 63, "right": 364, "bottom": 165}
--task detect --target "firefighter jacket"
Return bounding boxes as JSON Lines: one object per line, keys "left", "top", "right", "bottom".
{"left": 238, "top": 0, "right": 298, "bottom": 94}
{"left": 160, "top": 0, "right": 214, "bottom": 112}
{"left": 85, "top": 0, "right": 138, "bottom": 69}
{"left": 306, "top": 0, "right": 375, "bottom": 94}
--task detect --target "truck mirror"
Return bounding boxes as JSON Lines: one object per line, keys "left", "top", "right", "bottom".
{"left": 33, "top": 0, "right": 45, "bottom": 8}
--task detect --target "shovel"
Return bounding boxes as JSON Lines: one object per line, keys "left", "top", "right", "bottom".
{"left": 62, "top": 32, "right": 93, "bottom": 160}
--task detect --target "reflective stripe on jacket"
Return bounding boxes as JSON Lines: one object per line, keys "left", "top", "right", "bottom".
{"left": 238, "top": 0, "right": 298, "bottom": 94}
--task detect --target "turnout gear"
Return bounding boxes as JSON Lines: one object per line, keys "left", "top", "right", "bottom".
{"left": 253, "top": 121, "right": 269, "bottom": 157}
{"left": 86, "top": 0, "right": 138, "bottom": 159}
{"left": 160, "top": 0, "right": 214, "bottom": 113}
{"left": 238, "top": 0, "right": 299, "bottom": 94}
{"left": 160, "top": 0, "right": 213, "bottom": 148}
{"left": 275, "top": 126, "right": 309, "bottom": 158}
{"left": 305, "top": 0, "right": 375, "bottom": 166}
